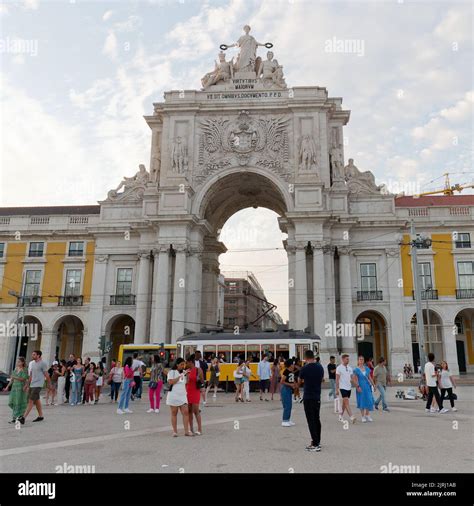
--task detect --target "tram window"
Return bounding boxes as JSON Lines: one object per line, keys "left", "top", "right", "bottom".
{"left": 246, "top": 344, "right": 260, "bottom": 362}
{"left": 203, "top": 345, "right": 216, "bottom": 363}
{"left": 183, "top": 345, "right": 197, "bottom": 359}
{"left": 231, "top": 345, "right": 245, "bottom": 363}
{"left": 297, "top": 344, "right": 309, "bottom": 361}
{"left": 262, "top": 344, "right": 276, "bottom": 361}
{"left": 176, "top": 344, "right": 182, "bottom": 357}
{"left": 217, "top": 345, "right": 230, "bottom": 363}
{"left": 276, "top": 344, "right": 290, "bottom": 361}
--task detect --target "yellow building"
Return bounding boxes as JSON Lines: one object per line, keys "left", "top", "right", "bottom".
{"left": 0, "top": 196, "right": 473, "bottom": 375}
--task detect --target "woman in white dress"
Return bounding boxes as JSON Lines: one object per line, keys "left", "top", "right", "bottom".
{"left": 166, "top": 358, "right": 193, "bottom": 437}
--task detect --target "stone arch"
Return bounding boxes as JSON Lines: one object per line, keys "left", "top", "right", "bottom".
{"left": 453, "top": 307, "right": 474, "bottom": 372}
{"left": 104, "top": 313, "right": 135, "bottom": 362}
{"left": 354, "top": 310, "right": 388, "bottom": 362}
{"left": 193, "top": 167, "right": 292, "bottom": 232}
{"left": 12, "top": 315, "right": 43, "bottom": 368}
{"left": 52, "top": 314, "right": 84, "bottom": 359}
{"left": 410, "top": 309, "right": 444, "bottom": 365}
{"left": 193, "top": 169, "right": 291, "bottom": 334}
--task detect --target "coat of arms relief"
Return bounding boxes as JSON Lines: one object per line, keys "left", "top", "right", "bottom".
{"left": 195, "top": 110, "right": 290, "bottom": 185}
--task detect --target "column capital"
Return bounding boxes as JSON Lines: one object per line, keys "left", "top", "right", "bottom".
{"left": 137, "top": 251, "right": 151, "bottom": 260}
{"left": 95, "top": 254, "right": 109, "bottom": 264}
{"left": 154, "top": 245, "right": 170, "bottom": 254}
{"left": 386, "top": 248, "right": 400, "bottom": 258}
{"left": 173, "top": 243, "right": 190, "bottom": 254}
{"left": 295, "top": 241, "right": 309, "bottom": 251}
{"left": 188, "top": 246, "right": 204, "bottom": 256}
{"left": 323, "top": 244, "right": 336, "bottom": 255}
{"left": 338, "top": 246, "right": 352, "bottom": 256}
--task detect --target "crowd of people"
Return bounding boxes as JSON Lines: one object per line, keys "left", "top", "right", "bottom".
{"left": 4, "top": 347, "right": 459, "bottom": 451}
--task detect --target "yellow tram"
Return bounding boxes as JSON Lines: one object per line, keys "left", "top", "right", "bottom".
{"left": 176, "top": 330, "right": 321, "bottom": 383}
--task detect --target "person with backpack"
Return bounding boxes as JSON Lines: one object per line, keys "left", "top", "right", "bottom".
{"left": 147, "top": 354, "right": 164, "bottom": 413}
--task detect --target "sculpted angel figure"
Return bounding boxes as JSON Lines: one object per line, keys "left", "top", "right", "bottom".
{"left": 114, "top": 164, "right": 149, "bottom": 193}
{"left": 299, "top": 135, "right": 318, "bottom": 170}
{"left": 201, "top": 52, "right": 234, "bottom": 89}
{"left": 223, "top": 25, "right": 265, "bottom": 72}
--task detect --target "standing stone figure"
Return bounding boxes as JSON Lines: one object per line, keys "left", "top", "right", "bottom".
{"left": 201, "top": 52, "right": 234, "bottom": 89}
{"left": 171, "top": 137, "right": 188, "bottom": 174}
{"left": 223, "top": 25, "right": 265, "bottom": 72}
{"left": 299, "top": 135, "right": 318, "bottom": 171}
{"left": 330, "top": 146, "right": 345, "bottom": 183}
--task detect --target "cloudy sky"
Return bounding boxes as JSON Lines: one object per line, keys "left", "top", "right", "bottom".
{"left": 1, "top": 0, "right": 472, "bottom": 320}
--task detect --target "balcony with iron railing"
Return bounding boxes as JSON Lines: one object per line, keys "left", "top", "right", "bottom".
{"left": 110, "top": 294, "right": 136, "bottom": 305}
{"left": 412, "top": 289, "right": 438, "bottom": 300}
{"left": 456, "top": 289, "right": 474, "bottom": 299}
{"left": 356, "top": 290, "right": 383, "bottom": 301}
{"left": 17, "top": 296, "right": 42, "bottom": 307}
{"left": 58, "top": 295, "right": 84, "bottom": 306}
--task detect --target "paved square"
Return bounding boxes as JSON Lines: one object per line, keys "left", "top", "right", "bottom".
{"left": 1, "top": 386, "right": 472, "bottom": 474}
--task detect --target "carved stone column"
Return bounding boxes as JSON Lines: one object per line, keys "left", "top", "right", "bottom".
{"left": 312, "top": 241, "right": 326, "bottom": 342}
{"left": 338, "top": 247, "right": 355, "bottom": 353}
{"left": 150, "top": 246, "right": 171, "bottom": 342}
{"left": 134, "top": 251, "right": 151, "bottom": 344}
{"left": 186, "top": 248, "right": 203, "bottom": 332}
{"left": 40, "top": 330, "right": 56, "bottom": 367}
{"left": 442, "top": 324, "right": 460, "bottom": 375}
{"left": 171, "top": 244, "right": 188, "bottom": 341}
{"left": 286, "top": 243, "right": 296, "bottom": 329}
{"left": 84, "top": 254, "right": 108, "bottom": 360}
{"left": 323, "top": 245, "right": 337, "bottom": 352}
{"left": 385, "top": 248, "right": 411, "bottom": 374}
{"left": 200, "top": 238, "right": 226, "bottom": 328}
{"left": 294, "top": 242, "right": 308, "bottom": 331}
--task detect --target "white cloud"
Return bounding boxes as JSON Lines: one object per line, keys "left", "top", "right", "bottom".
{"left": 103, "top": 10, "right": 113, "bottom": 21}
{"left": 23, "top": 0, "right": 39, "bottom": 10}
{"left": 0, "top": 78, "right": 105, "bottom": 206}
{"left": 439, "top": 91, "right": 474, "bottom": 122}
{"left": 114, "top": 15, "right": 142, "bottom": 33}
{"left": 435, "top": 8, "right": 472, "bottom": 43}
{"left": 103, "top": 30, "right": 118, "bottom": 60}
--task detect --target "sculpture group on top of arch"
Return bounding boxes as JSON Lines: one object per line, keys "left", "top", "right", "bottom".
{"left": 201, "top": 25, "right": 286, "bottom": 90}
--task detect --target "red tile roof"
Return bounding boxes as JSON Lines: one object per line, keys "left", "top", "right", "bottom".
{"left": 0, "top": 205, "right": 100, "bottom": 216}
{"left": 395, "top": 195, "right": 474, "bottom": 207}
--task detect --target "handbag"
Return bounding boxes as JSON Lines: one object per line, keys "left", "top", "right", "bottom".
{"left": 149, "top": 381, "right": 157, "bottom": 389}
{"left": 196, "top": 368, "right": 204, "bottom": 389}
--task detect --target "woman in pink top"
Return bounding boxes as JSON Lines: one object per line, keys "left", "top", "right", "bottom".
{"left": 117, "top": 357, "right": 134, "bottom": 414}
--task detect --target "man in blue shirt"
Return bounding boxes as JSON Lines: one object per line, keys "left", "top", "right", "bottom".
{"left": 298, "top": 349, "right": 324, "bottom": 452}
{"left": 257, "top": 354, "right": 271, "bottom": 401}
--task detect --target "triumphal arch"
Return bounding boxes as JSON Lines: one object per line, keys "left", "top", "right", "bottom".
{"left": 96, "top": 25, "right": 401, "bottom": 365}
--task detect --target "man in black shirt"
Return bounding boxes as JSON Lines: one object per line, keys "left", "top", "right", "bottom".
{"left": 298, "top": 350, "right": 324, "bottom": 452}
{"left": 327, "top": 356, "right": 337, "bottom": 401}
